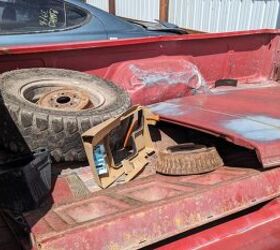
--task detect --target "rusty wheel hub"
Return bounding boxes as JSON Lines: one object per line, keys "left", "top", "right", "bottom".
{"left": 38, "top": 88, "right": 92, "bottom": 110}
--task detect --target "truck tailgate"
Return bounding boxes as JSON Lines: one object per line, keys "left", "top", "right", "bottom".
{"left": 24, "top": 166, "right": 280, "bottom": 249}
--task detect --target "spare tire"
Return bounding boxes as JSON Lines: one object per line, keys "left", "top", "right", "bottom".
{"left": 156, "top": 143, "right": 223, "bottom": 175}
{"left": 0, "top": 68, "right": 130, "bottom": 162}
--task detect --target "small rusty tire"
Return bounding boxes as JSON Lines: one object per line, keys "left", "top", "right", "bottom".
{"left": 156, "top": 143, "right": 223, "bottom": 175}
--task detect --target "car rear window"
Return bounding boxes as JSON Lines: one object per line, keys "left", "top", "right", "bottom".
{"left": 0, "top": 0, "right": 88, "bottom": 34}
{"left": 66, "top": 3, "right": 88, "bottom": 27}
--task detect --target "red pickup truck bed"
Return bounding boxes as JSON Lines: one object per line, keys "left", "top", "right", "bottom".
{"left": 1, "top": 29, "right": 280, "bottom": 249}
{"left": 19, "top": 166, "right": 280, "bottom": 249}
{"left": 21, "top": 87, "right": 280, "bottom": 249}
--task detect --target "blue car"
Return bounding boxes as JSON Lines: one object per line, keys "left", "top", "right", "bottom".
{"left": 0, "top": 0, "right": 186, "bottom": 46}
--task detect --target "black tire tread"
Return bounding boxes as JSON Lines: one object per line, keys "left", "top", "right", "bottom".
{"left": 0, "top": 68, "right": 130, "bottom": 162}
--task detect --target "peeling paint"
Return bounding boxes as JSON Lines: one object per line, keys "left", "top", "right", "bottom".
{"left": 106, "top": 56, "right": 213, "bottom": 105}
{"left": 27, "top": 167, "right": 280, "bottom": 250}
{"left": 129, "top": 61, "right": 210, "bottom": 94}
{"left": 224, "top": 116, "right": 280, "bottom": 142}
{"left": 149, "top": 101, "right": 191, "bottom": 116}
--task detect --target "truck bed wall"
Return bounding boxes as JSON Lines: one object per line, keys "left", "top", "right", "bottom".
{"left": 0, "top": 30, "right": 279, "bottom": 84}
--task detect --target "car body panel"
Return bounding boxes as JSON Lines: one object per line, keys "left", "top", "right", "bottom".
{"left": 1, "top": 29, "right": 280, "bottom": 249}
{"left": 150, "top": 86, "right": 280, "bottom": 168}
{"left": 104, "top": 56, "right": 205, "bottom": 105}
{"left": 23, "top": 166, "right": 280, "bottom": 249}
{"left": 0, "top": 29, "right": 279, "bottom": 106}
{"left": 0, "top": 0, "right": 174, "bottom": 46}
{"left": 156, "top": 198, "right": 280, "bottom": 250}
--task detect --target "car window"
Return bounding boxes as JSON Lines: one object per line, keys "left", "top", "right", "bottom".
{"left": 0, "top": 0, "right": 88, "bottom": 34}
{"left": 65, "top": 3, "right": 88, "bottom": 27}
{"left": 0, "top": 0, "right": 66, "bottom": 33}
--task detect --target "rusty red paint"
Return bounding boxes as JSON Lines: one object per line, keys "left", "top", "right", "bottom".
{"left": 50, "top": 176, "right": 81, "bottom": 205}
{"left": 2, "top": 30, "right": 280, "bottom": 249}
{"left": 151, "top": 86, "right": 280, "bottom": 168}
{"left": 0, "top": 29, "right": 278, "bottom": 55}
{"left": 104, "top": 56, "right": 207, "bottom": 105}
{"left": 0, "top": 47, "right": 11, "bottom": 55}
{"left": 24, "top": 167, "right": 280, "bottom": 249}
{"left": 156, "top": 198, "right": 280, "bottom": 250}
{"left": 0, "top": 30, "right": 279, "bottom": 105}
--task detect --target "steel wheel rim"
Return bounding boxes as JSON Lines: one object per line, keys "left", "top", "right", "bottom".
{"left": 20, "top": 79, "right": 105, "bottom": 111}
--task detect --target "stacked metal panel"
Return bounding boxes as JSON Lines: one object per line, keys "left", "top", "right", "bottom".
{"left": 86, "top": 0, "right": 280, "bottom": 32}
{"left": 115, "top": 0, "right": 159, "bottom": 22}
{"left": 169, "top": 0, "right": 280, "bottom": 32}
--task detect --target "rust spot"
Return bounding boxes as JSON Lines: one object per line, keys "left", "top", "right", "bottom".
{"left": 0, "top": 47, "right": 11, "bottom": 55}
{"left": 108, "top": 242, "right": 121, "bottom": 250}
{"left": 175, "top": 217, "right": 183, "bottom": 229}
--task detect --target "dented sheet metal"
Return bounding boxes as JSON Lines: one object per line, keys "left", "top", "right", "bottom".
{"left": 24, "top": 167, "right": 280, "bottom": 249}
{"left": 105, "top": 56, "right": 210, "bottom": 105}
{"left": 150, "top": 86, "right": 280, "bottom": 168}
